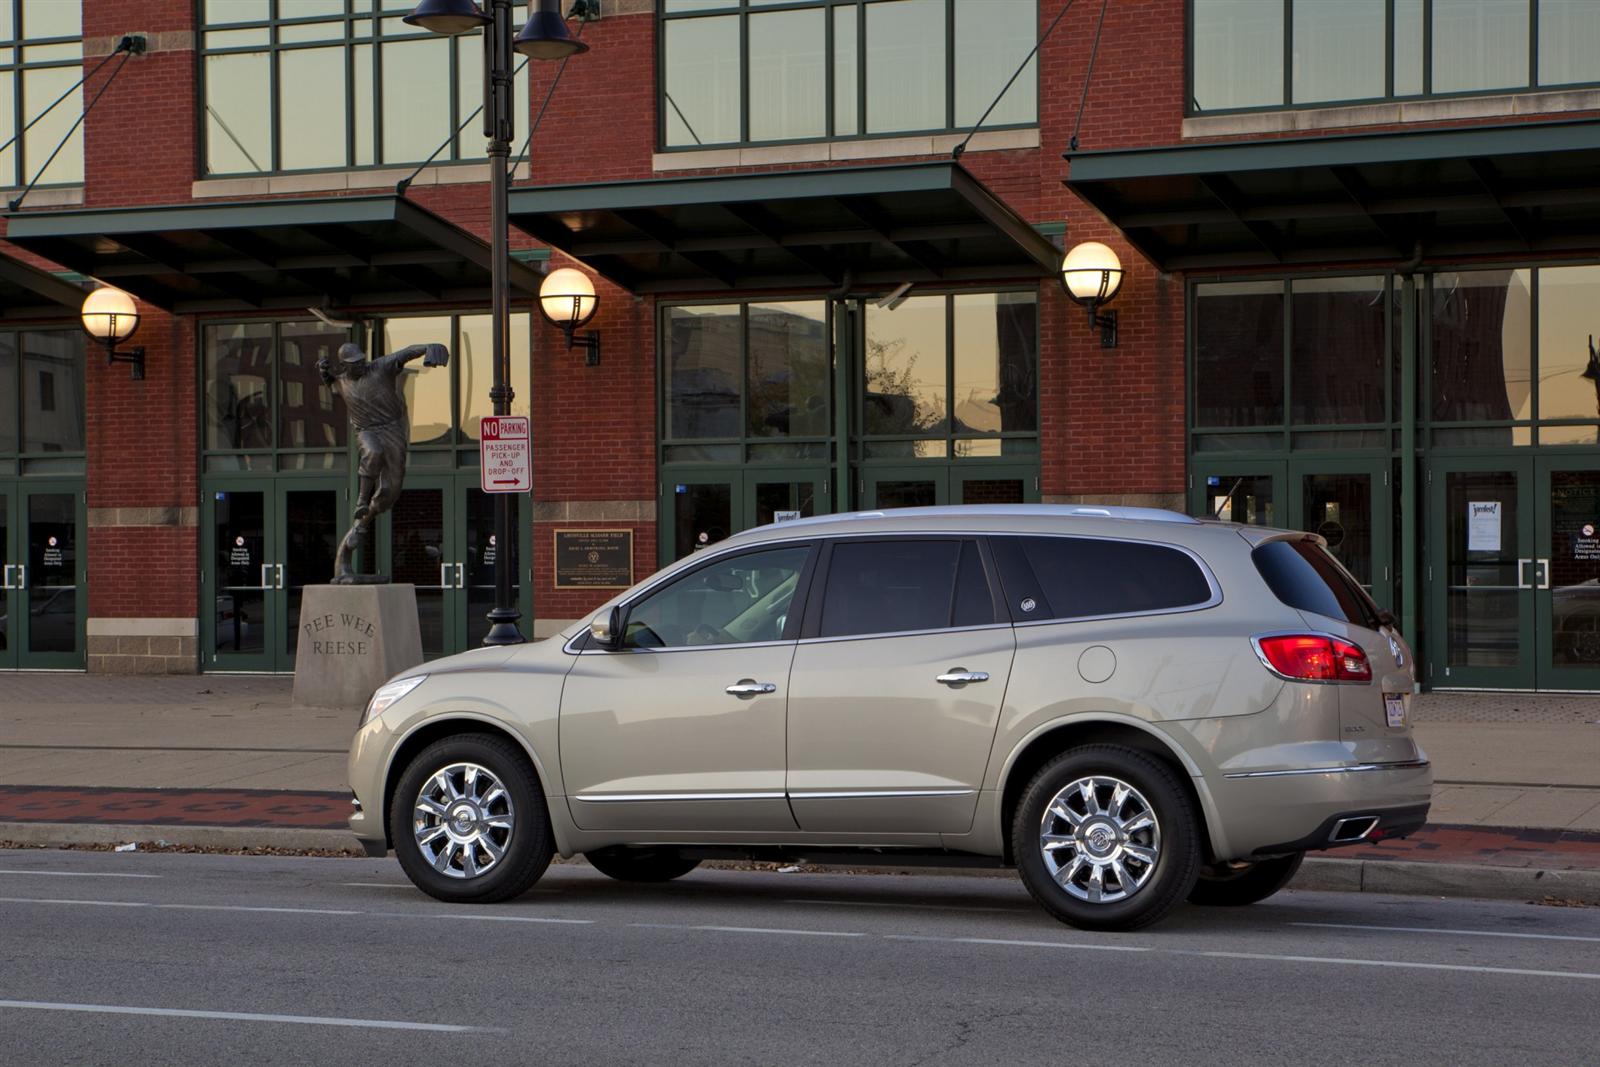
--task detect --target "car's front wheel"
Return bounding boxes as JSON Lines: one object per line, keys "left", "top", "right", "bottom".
{"left": 390, "top": 733, "right": 552, "bottom": 904}
{"left": 1012, "top": 744, "right": 1200, "bottom": 932}
{"left": 1187, "top": 853, "right": 1304, "bottom": 906}
{"left": 584, "top": 847, "right": 702, "bottom": 883}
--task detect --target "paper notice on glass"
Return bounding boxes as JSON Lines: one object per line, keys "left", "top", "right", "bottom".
{"left": 1467, "top": 501, "right": 1502, "bottom": 552}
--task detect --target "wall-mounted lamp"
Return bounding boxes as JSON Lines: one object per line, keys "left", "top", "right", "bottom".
{"left": 81, "top": 286, "right": 144, "bottom": 379}
{"left": 539, "top": 267, "right": 601, "bottom": 366}
{"left": 1061, "top": 241, "right": 1123, "bottom": 349}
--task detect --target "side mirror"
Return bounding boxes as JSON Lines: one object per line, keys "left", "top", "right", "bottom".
{"left": 590, "top": 605, "right": 624, "bottom": 649}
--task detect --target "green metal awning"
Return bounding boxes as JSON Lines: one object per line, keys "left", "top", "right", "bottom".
{"left": 507, "top": 163, "right": 1061, "bottom": 293}
{"left": 1065, "top": 119, "right": 1600, "bottom": 271}
{"left": 0, "top": 251, "right": 90, "bottom": 319}
{"left": 3, "top": 195, "right": 543, "bottom": 313}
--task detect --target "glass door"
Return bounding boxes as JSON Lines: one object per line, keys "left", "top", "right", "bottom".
{"left": 278, "top": 480, "right": 345, "bottom": 665}
{"left": 1290, "top": 458, "right": 1393, "bottom": 611}
{"left": 662, "top": 470, "right": 738, "bottom": 565}
{"left": 1189, "top": 463, "right": 1286, "bottom": 525}
{"left": 385, "top": 478, "right": 455, "bottom": 660}
{"left": 0, "top": 485, "right": 15, "bottom": 669}
{"left": 1536, "top": 456, "right": 1600, "bottom": 690}
{"left": 744, "top": 468, "right": 827, "bottom": 528}
{"left": 14, "top": 484, "right": 85, "bottom": 669}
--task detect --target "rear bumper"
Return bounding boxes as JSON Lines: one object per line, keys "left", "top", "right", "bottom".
{"left": 1249, "top": 802, "right": 1430, "bottom": 856}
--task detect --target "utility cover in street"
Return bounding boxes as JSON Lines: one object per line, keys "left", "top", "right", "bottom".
{"left": 479, "top": 416, "right": 530, "bottom": 493}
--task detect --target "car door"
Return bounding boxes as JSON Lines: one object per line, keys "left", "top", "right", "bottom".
{"left": 560, "top": 541, "right": 816, "bottom": 833}
{"left": 785, "top": 537, "right": 1015, "bottom": 835}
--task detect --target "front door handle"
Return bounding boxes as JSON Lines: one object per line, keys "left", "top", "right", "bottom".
{"left": 1537, "top": 558, "right": 1551, "bottom": 590}
{"left": 456, "top": 562, "right": 465, "bottom": 588}
{"left": 276, "top": 563, "right": 285, "bottom": 590}
{"left": 439, "top": 562, "right": 452, "bottom": 589}
{"left": 1517, "top": 558, "right": 1534, "bottom": 589}
{"left": 726, "top": 679, "right": 777, "bottom": 697}
{"left": 10, "top": 563, "right": 23, "bottom": 590}
{"left": 2, "top": 563, "right": 12, "bottom": 589}
{"left": 260, "top": 563, "right": 274, "bottom": 590}
{"left": 936, "top": 669, "right": 990, "bottom": 686}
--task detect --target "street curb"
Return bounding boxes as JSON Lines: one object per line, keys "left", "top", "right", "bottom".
{"left": 1294, "top": 855, "right": 1600, "bottom": 904}
{"left": 0, "top": 822, "right": 364, "bottom": 855}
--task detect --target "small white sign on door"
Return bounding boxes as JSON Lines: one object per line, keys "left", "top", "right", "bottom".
{"left": 1467, "top": 501, "right": 1502, "bottom": 552}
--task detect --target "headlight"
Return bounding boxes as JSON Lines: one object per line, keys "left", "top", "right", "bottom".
{"left": 363, "top": 675, "right": 426, "bottom": 725}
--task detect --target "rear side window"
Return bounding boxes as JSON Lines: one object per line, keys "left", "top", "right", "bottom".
{"left": 990, "top": 536, "right": 1214, "bottom": 622}
{"left": 1252, "top": 538, "right": 1381, "bottom": 629}
{"left": 818, "top": 539, "right": 994, "bottom": 638}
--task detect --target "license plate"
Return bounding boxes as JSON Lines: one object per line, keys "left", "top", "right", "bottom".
{"left": 1384, "top": 694, "right": 1406, "bottom": 728}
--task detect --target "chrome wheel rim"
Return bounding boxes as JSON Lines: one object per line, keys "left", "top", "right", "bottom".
{"left": 1038, "top": 775, "right": 1161, "bottom": 904}
{"left": 413, "top": 762, "right": 514, "bottom": 880}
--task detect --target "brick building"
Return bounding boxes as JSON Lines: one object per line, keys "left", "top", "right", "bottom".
{"left": 0, "top": 0, "right": 1597, "bottom": 692}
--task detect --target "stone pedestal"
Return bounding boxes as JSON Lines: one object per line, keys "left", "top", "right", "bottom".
{"left": 292, "top": 584, "right": 424, "bottom": 709}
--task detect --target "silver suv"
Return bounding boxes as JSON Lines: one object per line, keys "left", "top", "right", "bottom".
{"left": 346, "top": 505, "right": 1431, "bottom": 931}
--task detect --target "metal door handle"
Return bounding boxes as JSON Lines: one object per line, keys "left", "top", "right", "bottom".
{"left": 1537, "top": 558, "right": 1551, "bottom": 590}
{"left": 276, "top": 563, "right": 285, "bottom": 590}
{"left": 260, "top": 563, "right": 274, "bottom": 590}
{"left": 726, "top": 680, "right": 777, "bottom": 696}
{"left": 1517, "top": 558, "right": 1534, "bottom": 589}
{"left": 439, "top": 563, "right": 452, "bottom": 589}
{"left": 936, "top": 669, "right": 989, "bottom": 686}
{"left": 2, "top": 563, "right": 12, "bottom": 590}
{"left": 12, "top": 563, "right": 23, "bottom": 590}
{"left": 456, "top": 562, "right": 465, "bottom": 588}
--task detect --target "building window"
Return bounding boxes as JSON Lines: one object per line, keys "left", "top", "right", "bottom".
{"left": 660, "top": 0, "right": 1037, "bottom": 149}
{"left": 0, "top": 329, "right": 85, "bottom": 459}
{"left": 1189, "top": 0, "right": 1600, "bottom": 114}
{"left": 0, "top": 1, "right": 82, "bottom": 187}
{"left": 199, "top": 1, "right": 529, "bottom": 176}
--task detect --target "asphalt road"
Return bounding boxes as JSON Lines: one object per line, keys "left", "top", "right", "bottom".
{"left": 1, "top": 850, "right": 1597, "bottom": 1066}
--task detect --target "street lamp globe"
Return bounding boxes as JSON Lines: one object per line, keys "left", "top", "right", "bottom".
{"left": 539, "top": 267, "right": 598, "bottom": 328}
{"left": 1061, "top": 241, "right": 1123, "bottom": 305}
{"left": 402, "top": 0, "right": 491, "bottom": 34}
{"left": 81, "top": 286, "right": 140, "bottom": 344}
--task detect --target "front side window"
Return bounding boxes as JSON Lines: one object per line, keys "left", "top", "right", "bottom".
{"left": 622, "top": 544, "right": 811, "bottom": 649}
{"left": 0, "top": 1, "right": 83, "bottom": 187}
{"left": 661, "top": 0, "right": 1037, "bottom": 149}
{"left": 990, "top": 536, "right": 1214, "bottom": 621}
{"left": 818, "top": 538, "right": 993, "bottom": 638}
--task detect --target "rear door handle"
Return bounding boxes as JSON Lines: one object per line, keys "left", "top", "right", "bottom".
{"left": 276, "top": 563, "right": 286, "bottom": 590}
{"left": 726, "top": 679, "right": 777, "bottom": 697}
{"left": 2, "top": 563, "right": 12, "bottom": 589}
{"left": 1516, "top": 558, "right": 1534, "bottom": 589}
{"left": 456, "top": 562, "right": 465, "bottom": 588}
{"left": 936, "top": 669, "right": 989, "bottom": 686}
{"left": 439, "top": 563, "right": 452, "bottom": 589}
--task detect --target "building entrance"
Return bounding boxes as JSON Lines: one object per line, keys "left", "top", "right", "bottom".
{"left": 0, "top": 482, "right": 85, "bottom": 669}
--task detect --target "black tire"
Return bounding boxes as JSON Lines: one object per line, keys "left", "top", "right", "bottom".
{"left": 390, "top": 732, "right": 552, "bottom": 904}
{"left": 1187, "top": 853, "right": 1304, "bottom": 907}
{"left": 584, "top": 847, "right": 702, "bottom": 883}
{"left": 1011, "top": 744, "right": 1201, "bottom": 932}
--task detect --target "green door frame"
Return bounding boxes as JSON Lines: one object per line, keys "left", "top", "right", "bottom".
{"left": 11, "top": 480, "right": 88, "bottom": 670}
{"left": 862, "top": 465, "right": 950, "bottom": 508}
{"left": 1189, "top": 461, "right": 1288, "bottom": 525}
{"left": 0, "top": 484, "right": 14, "bottom": 670}
{"left": 1534, "top": 453, "right": 1600, "bottom": 690}
{"left": 742, "top": 467, "right": 829, "bottom": 529}
{"left": 1289, "top": 455, "right": 1394, "bottom": 612}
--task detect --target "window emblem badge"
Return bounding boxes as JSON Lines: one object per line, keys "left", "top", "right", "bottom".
{"left": 1020, "top": 597, "right": 1036, "bottom": 613}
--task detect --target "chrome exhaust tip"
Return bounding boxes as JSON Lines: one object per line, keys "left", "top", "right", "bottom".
{"left": 1329, "top": 815, "right": 1379, "bottom": 843}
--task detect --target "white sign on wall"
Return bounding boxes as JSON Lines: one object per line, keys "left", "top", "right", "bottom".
{"left": 479, "top": 416, "right": 530, "bottom": 494}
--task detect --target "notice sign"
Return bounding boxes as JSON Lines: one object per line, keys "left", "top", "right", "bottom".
{"left": 554, "top": 529, "right": 634, "bottom": 589}
{"left": 1576, "top": 522, "right": 1600, "bottom": 562}
{"left": 1467, "top": 501, "right": 1502, "bottom": 552}
{"left": 479, "top": 416, "right": 530, "bottom": 494}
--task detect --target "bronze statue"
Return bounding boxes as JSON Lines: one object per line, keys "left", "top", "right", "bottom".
{"left": 318, "top": 340, "right": 449, "bottom": 584}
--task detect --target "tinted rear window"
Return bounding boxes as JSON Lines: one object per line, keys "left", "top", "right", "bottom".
{"left": 819, "top": 539, "right": 993, "bottom": 638}
{"left": 1252, "top": 538, "right": 1381, "bottom": 628}
{"left": 990, "top": 536, "right": 1214, "bottom": 622}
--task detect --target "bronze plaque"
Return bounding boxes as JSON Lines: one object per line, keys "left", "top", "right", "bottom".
{"left": 553, "top": 529, "right": 634, "bottom": 589}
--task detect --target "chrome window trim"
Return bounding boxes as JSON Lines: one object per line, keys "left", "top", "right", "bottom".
{"left": 1222, "top": 759, "right": 1430, "bottom": 780}
{"left": 1249, "top": 629, "right": 1373, "bottom": 686}
{"left": 796, "top": 621, "right": 1014, "bottom": 647}
{"left": 569, "top": 637, "right": 798, "bottom": 657}
{"left": 574, "top": 791, "right": 788, "bottom": 803}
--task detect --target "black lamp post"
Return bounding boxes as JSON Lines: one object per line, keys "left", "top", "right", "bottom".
{"left": 403, "top": 0, "right": 588, "bottom": 646}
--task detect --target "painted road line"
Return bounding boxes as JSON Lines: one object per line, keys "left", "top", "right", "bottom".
{"left": 0, "top": 999, "right": 497, "bottom": 1033}
{"left": 783, "top": 898, "right": 1020, "bottom": 914}
{"left": 885, "top": 934, "right": 1150, "bottom": 953}
{"left": 627, "top": 922, "right": 865, "bottom": 938}
{"left": 1290, "top": 922, "right": 1600, "bottom": 944}
{"left": 0, "top": 870, "right": 160, "bottom": 880}
{"left": 1173, "top": 949, "right": 1600, "bottom": 982}
{"left": 412, "top": 913, "right": 594, "bottom": 925}
{"left": 339, "top": 882, "right": 412, "bottom": 889}
{"left": 153, "top": 903, "right": 360, "bottom": 916}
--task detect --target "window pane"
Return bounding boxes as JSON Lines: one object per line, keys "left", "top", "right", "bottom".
{"left": 277, "top": 320, "right": 349, "bottom": 450}
{"left": 834, "top": 6, "right": 858, "bottom": 135}
{"left": 1536, "top": 265, "right": 1600, "bottom": 421}
{"left": 385, "top": 317, "right": 454, "bottom": 447}
{"left": 0, "top": 334, "right": 15, "bottom": 452}
{"left": 1430, "top": 270, "right": 1531, "bottom": 422}
{"left": 279, "top": 47, "right": 347, "bottom": 170}
{"left": 1394, "top": 0, "right": 1424, "bottom": 93}
{"left": 999, "top": 536, "right": 1213, "bottom": 621}
{"left": 1432, "top": 0, "right": 1529, "bottom": 94}
{"left": 353, "top": 43, "right": 374, "bottom": 165}
{"left": 955, "top": 0, "right": 1036, "bottom": 127}
{"left": 819, "top": 539, "right": 961, "bottom": 638}
{"left": 459, "top": 313, "right": 531, "bottom": 438}
{"left": 205, "top": 0, "right": 271, "bottom": 25}
{"left": 20, "top": 331, "right": 82, "bottom": 453}
{"left": 748, "top": 9, "right": 825, "bottom": 141}
{"left": 674, "top": 481, "right": 732, "bottom": 559}
{"left": 1539, "top": 0, "right": 1600, "bottom": 86}
{"left": 866, "top": 0, "right": 945, "bottom": 133}
{"left": 21, "top": 0, "right": 78, "bottom": 37}
{"left": 664, "top": 15, "right": 741, "bottom": 146}
{"left": 666, "top": 305, "right": 741, "bottom": 439}
{"left": 1194, "top": 281, "right": 1284, "bottom": 427}
{"left": 1290, "top": 276, "right": 1385, "bottom": 424}
{"left": 22, "top": 65, "right": 81, "bottom": 184}
{"left": 1192, "top": 0, "right": 1284, "bottom": 110}
{"left": 953, "top": 292, "right": 1037, "bottom": 434}
{"left": 1292, "top": 0, "right": 1384, "bottom": 104}
{"left": 747, "top": 301, "right": 828, "bottom": 438}
{"left": 205, "top": 324, "right": 274, "bottom": 451}
{"left": 1253, "top": 539, "right": 1380, "bottom": 628}
{"left": 381, "top": 36, "right": 451, "bottom": 163}
{"left": 624, "top": 545, "right": 810, "bottom": 648}
{"left": 865, "top": 295, "right": 947, "bottom": 436}
{"left": 206, "top": 52, "right": 272, "bottom": 173}
{"left": 0, "top": 74, "right": 13, "bottom": 186}
{"left": 279, "top": 0, "right": 347, "bottom": 17}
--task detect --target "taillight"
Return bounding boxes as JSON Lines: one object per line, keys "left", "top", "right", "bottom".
{"left": 1254, "top": 634, "right": 1372, "bottom": 683}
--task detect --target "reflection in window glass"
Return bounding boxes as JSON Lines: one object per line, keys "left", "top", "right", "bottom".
{"left": 834, "top": 6, "right": 858, "bottom": 135}
{"left": 865, "top": 296, "right": 948, "bottom": 436}
{"left": 955, "top": 0, "right": 1037, "bottom": 127}
{"left": 0, "top": 335, "right": 14, "bottom": 452}
{"left": 1539, "top": 0, "right": 1600, "bottom": 87}
{"left": 1194, "top": 282, "right": 1284, "bottom": 427}
{"left": 667, "top": 306, "right": 742, "bottom": 439}
{"left": 383, "top": 36, "right": 452, "bottom": 165}
{"left": 1191, "top": 0, "right": 1283, "bottom": 110}
{"left": 206, "top": 52, "right": 271, "bottom": 174}
{"left": 1293, "top": 0, "right": 1385, "bottom": 104}
{"left": 205, "top": 324, "right": 274, "bottom": 451}
{"left": 1536, "top": 265, "right": 1600, "bottom": 421}
{"left": 747, "top": 302, "right": 828, "bottom": 438}
{"left": 1431, "top": 270, "right": 1531, "bottom": 422}
{"left": 22, "top": 65, "right": 82, "bottom": 184}
{"left": 866, "top": 0, "right": 945, "bottom": 134}
{"left": 1432, "top": 0, "right": 1528, "bottom": 94}
{"left": 279, "top": 47, "right": 347, "bottom": 171}
{"left": 674, "top": 482, "right": 732, "bottom": 559}
{"left": 626, "top": 545, "right": 810, "bottom": 647}
{"left": 664, "top": 16, "right": 741, "bottom": 146}
{"left": 458, "top": 313, "right": 531, "bottom": 438}
{"left": 387, "top": 318, "right": 454, "bottom": 447}
{"left": 19, "top": 332, "right": 83, "bottom": 454}
{"left": 953, "top": 292, "right": 1037, "bottom": 434}
{"left": 749, "top": 9, "right": 825, "bottom": 142}
{"left": 278, "top": 321, "right": 350, "bottom": 450}
{"left": 1291, "top": 277, "right": 1385, "bottom": 424}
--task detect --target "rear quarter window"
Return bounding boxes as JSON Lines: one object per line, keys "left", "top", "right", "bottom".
{"left": 1252, "top": 538, "right": 1381, "bottom": 629}
{"left": 990, "top": 536, "right": 1215, "bottom": 622}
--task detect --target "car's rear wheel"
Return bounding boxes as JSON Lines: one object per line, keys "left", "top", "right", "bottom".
{"left": 1012, "top": 744, "right": 1200, "bottom": 932}
{"left": 1187, "top": 853, "right": 1304, "bottom": 906}
{"left": 584, "top": 847, "right": 702, "bottom": 883}
{"left": 390, "top": 733, "right": 552, "bottom": 904}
